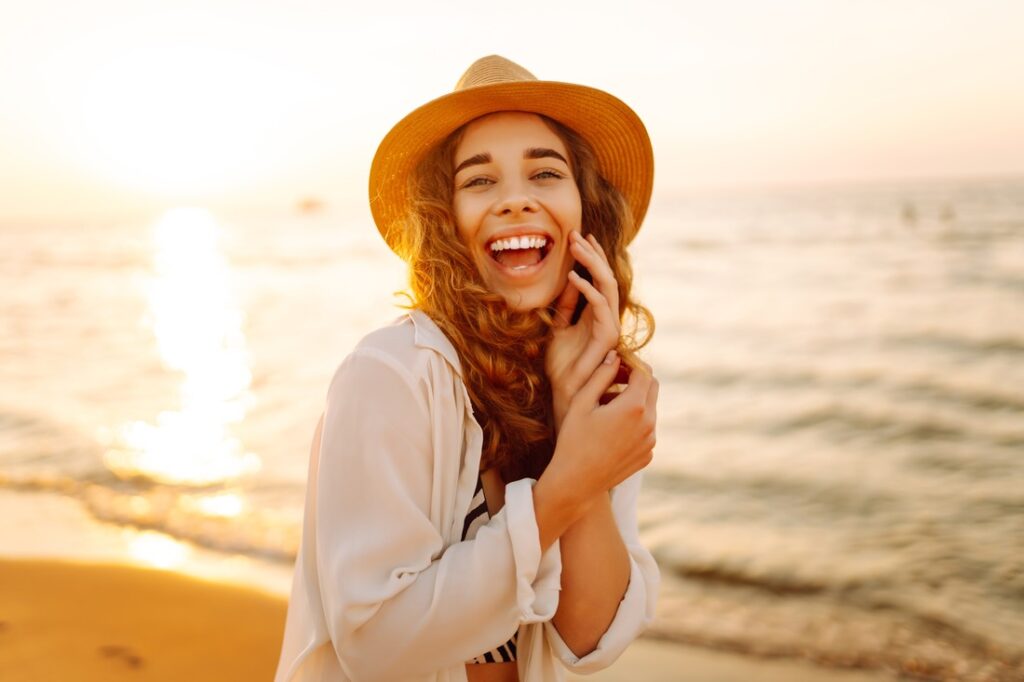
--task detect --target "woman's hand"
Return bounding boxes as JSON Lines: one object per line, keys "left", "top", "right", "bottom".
{"left": 546, "top": 230, "right": 622, "bottom": 432}
{"left": 546, "top": 349, "right": 659, "bottom": 504}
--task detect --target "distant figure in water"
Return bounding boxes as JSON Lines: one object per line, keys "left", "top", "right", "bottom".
{"left": 296, "top": 197, "right": 324, "bottom": 214}
{"left": 901, "top": 201, "right": 918, "bottom": 226}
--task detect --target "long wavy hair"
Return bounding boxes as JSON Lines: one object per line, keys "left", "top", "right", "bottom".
{"left": 393, "top": 113, "right": 654, "bottom": 483}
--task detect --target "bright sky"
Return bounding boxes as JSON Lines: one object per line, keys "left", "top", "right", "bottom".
{"left": 1, "top": 0, "right": 1022, "bottom": 222}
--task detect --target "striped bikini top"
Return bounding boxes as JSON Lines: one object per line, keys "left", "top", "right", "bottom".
{"left": 462, "top": 471, "right": 519, "bottom": 665}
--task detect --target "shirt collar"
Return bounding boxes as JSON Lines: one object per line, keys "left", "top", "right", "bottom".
{"left": 408, "top": 309, "right": 465, "bottom": 378}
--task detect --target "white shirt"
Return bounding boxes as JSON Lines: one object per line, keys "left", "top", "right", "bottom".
{"left": 274, "top": 309, "right": 659, "bottom": 682}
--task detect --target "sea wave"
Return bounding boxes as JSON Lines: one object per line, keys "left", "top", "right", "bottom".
{"left": 0, "top": 471, "right": 301, "bottom": 563}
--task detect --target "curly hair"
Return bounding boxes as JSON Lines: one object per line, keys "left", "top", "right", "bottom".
{"left": 393, "top": 113, "right": 654, "bottom": 483}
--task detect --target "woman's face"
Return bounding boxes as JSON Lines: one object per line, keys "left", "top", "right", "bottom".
{"left": 452, "top": 111, "right": 582, "bottom": 311}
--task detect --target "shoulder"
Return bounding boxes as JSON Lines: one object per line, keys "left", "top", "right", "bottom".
{"left": 325, "top": 311, "right": 460, "bottom": 407}
{"left": 352, "top": 313, "right": 422, "bottom": 372}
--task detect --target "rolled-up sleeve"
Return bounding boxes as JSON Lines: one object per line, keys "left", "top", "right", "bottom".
{"left": 542, "top": 469, "right": 660, "bottom": 674}
{"left": 315, "top": 349, "right": 562, "bottom": 682}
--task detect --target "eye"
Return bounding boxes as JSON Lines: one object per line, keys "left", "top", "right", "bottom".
{"left": 459, "top": 176, "right": 494, "bottom": 189}
{"left": 532, "top": 169, "right": 565, "bottom": 181}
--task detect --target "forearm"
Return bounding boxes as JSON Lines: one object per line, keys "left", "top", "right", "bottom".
{"left": 550, "top": 491, "right": 631, "bottom": 657}
{"left": 327, "top": 479, "right": 563, "bottom": 680}
{"left": 545, "top": 356, "right": 644, "bottom": 656}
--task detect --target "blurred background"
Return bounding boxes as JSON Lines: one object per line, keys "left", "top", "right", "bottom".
{"left": 1, "top": 1, "right": 1022, "bottom": 680}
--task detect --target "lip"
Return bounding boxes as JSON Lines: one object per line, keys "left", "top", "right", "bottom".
{"left": 482, "top": 225, "right": 558, "bottom": 279}
{"left": 483, "top": 225, "right": 554, "bottom": 250}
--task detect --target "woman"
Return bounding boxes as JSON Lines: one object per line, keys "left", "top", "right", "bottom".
{"left": 274, "top": 55, "right": 660, "bottom": 682}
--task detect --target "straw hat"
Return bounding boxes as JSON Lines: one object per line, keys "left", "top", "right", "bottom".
{"left": 368, "top": 55, "right": 654, "bottom": 256}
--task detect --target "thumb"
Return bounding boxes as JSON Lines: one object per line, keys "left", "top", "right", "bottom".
{"left": 575, "top": 350, "right": 621, "bottom": 407}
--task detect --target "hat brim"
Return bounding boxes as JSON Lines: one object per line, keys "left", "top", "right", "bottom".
{"left": 369, "top": 80, "right": 654, "bottom": 255}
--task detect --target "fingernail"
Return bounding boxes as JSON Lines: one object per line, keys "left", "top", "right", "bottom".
{"left": 568, "top": 271, "right": 580, "bottom": 279}
{"left": 604, "top": 350, "right": 617, "bottom": 364}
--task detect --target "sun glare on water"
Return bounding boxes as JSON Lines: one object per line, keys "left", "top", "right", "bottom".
{"left": 127, "top": 530, "right": 191, "bottom": 570}
{"left": 103, "top": 207, "right": 260, "bottom": 485}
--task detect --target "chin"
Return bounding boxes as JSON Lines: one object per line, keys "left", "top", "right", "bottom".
{"left": 496, "top": 285, "right": 556, "bottom": 312}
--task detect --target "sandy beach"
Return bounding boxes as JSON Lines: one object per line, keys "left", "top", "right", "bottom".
{"left": 0, "top": 556, "right": 898, "bottom": 682}
{"left": 0, "top": 557, "right": 287, "bottom": 681}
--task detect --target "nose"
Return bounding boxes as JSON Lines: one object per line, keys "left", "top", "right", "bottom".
{"left": 491, "top": 179, "right": 539, "bottom": 217}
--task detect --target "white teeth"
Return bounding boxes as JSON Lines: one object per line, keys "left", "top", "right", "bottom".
{"left": 489, "top": 235, "right": 548, "bottom": 252}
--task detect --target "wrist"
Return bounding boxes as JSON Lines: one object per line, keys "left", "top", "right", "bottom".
{"left": 561, "top": 489, "right": 615, "bottom": 540}
{"left": 552, "top": 388, "right": 571, "bottom": 433}
{"left": 553, "top": 406, "right": 567, "bottom": 434}
{"left": 533, "top": 466, "right": 597, "bottom": 551}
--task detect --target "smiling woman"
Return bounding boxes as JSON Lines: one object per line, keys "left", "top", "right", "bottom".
{"left": 274, "top": 55, "right": 660, "bottom": 682}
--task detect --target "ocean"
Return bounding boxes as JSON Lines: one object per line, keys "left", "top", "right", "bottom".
{"left": 1, "top": 176, "right": 1022, "bottom": 681}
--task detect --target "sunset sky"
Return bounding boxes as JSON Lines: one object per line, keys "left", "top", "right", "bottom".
{"left": 1, "top": 0, "right": 1022, "bottom": 222}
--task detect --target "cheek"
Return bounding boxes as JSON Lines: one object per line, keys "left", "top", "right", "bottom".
{"left": 555, "top": 188, "right": 583, "bottom": 230}
{"left": 452, "top": 197, "right": 476, "bottom": 245}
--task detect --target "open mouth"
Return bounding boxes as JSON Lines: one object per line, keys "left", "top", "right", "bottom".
{"left": 486, "top": 235, "right": 553, "bottom": 272}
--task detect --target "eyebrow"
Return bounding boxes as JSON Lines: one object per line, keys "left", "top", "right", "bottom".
{"left": 525, "top": 147, "right": 569, "bottom": 166}
{"left": 453, "top": 147, "right": 570, "bottom": 176}
{"left": 454, "top": 153, "right": 490, "bottom": 176}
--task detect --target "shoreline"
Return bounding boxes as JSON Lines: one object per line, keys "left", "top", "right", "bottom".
{"left": 0, "top": 555, "right": 899, "bottom": 682}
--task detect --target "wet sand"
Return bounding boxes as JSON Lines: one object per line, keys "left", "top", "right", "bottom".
{"left": 566, "top": 638, "right": 897, "bottom": 681}
{"left": 0, "top": 557, "right": 897, "bottom": 681}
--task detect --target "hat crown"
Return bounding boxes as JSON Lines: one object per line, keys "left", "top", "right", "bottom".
{"left": 454, "top": 55, "right": 537, "bottom": 91}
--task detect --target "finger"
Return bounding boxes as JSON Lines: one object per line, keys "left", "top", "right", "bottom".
{"left": 617, "top": 356, "right": 653, "bottom": 405}
{"left": 586, "top": 233, "right": 611, "bottom": 268}
{"left": 644, "top": 374, "right": 659, "bottom": 423}
{"left": 567, "top": 271, "right": 614, "bottom": 332}
{"left": 566, "top": 272, "right": 621, "bottom": 378}
{"left": 571, "top": 233, "right": 613, "bottom": 284}
{"left": 551, "top": 274, "right": 581, "bottom": 328}
{"left": 575, "top": 350, "right": 622, "bottom": 407}
{"left": 598, "top": 365, "right": 630, "bottom": 403}
{"left": 572, "top": 234, "right": 620, "bottom": 316}
{"left": 592, "top": 360, "right": 633, "bottom": 402}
